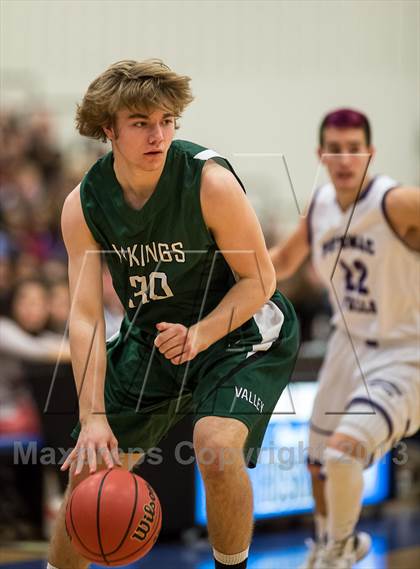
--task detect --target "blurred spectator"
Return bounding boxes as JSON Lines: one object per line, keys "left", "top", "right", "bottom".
{"left": 0, "top": 109, "right": 100, "bottom": 539}
{"left": 0, "top": 278, "right": 74, "bottom": 539}
{"left": 0, "top": 278, "right": 70, "bottom": 362}
{"left": 43, "top": 258, "right": 68, "bottom": 283}
{"left": 0, "top": 255, "right": 14, "bottom": 315}
{"left": 14, "top": 251, "right": 40, "bottom": 281}
{"left": 48, "top": 278, "right": 70, "bottom": 335}
{"left": 26, "top": 110, "right": 62, "bottom": 184}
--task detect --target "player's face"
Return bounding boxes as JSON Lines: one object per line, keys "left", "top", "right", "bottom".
{"left": 318, "top": 127, "right": 374, "bottom": 196}
{"left": 12, "top": 282, "right": 49, "bottom": 333}
{"left": 104, "top": 108, "right": 176, "bottom": 171}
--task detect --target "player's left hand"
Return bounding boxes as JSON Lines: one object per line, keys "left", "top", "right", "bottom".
{"left": 154, "top": 322, "right": 208, "bottom": 365}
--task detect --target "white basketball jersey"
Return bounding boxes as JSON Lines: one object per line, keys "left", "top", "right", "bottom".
{"left": 309, "top": 175, "right": 420, "bottom": 343}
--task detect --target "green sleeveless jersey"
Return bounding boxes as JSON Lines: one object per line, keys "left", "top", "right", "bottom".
{"left": 80, "top": 140, "right": 246, "bottom": 335}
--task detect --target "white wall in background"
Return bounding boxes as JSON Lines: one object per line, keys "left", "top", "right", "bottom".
{"left": 2, "top": 0, "right": 419, "bottom": 226}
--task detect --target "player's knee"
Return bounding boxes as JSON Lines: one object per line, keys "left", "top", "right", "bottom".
{"left": 323, "top": 445, "right": 366, "bottom": 481}
{"left": 194, "top": 417, "right": 247, "bottom": 449}
{"left": 194, "top": 420, "right": 247, "bottom": 478}
{"left": 195, "top": 437, "right": 245, "bottom": 477}
{"left": 196, "top": 446, "right": 244, "bottom": 478}
{"left": 325, "top": 433, "right": 367, "bottom": 465}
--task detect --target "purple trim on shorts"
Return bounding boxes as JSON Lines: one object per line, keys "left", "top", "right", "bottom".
{"left": 365, "top": 339, "right": 378, "bottom": 348}
{"left": 381, "top": 186, "right": 418, "bottom": 252}
{"left": 306, "top": 456, "right": 326, "bottom": 477}
{"left": 309, "top": 421, "right": 334, "bottom": 436}
{"left": 368, "top": 378, "right": 403, "bottom": 396}
{"left": 345, "top": 397, "right": 394, "bottom": 441}
{"left": 306, "top": 456, "right": 323, "bottom": 467}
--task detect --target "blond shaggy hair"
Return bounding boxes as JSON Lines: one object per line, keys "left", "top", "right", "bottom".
{"left": 75, "top": 59, "right": 193, "bottom": 142}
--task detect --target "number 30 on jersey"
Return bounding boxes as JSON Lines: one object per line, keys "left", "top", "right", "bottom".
{"left": 128, "top": 272, "right": 174, "bottom": 308}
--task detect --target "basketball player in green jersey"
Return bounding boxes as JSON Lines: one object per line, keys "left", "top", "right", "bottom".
{"left": 47, "top": 60, "right": 299, "bottom": 569}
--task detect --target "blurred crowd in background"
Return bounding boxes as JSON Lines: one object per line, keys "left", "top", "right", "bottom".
{"left": 0, "top": 109, "right": 330, "bottom": 541}
{"left": 0, "top": 110, "right": 126, "bottom": 540}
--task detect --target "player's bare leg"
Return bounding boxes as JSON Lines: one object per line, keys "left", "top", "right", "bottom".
{"left": 194, "top": 417, "right": 252, "bottom": 563}
{"left": 311, "top": 464, "right": 327, "bottom": 544}
{"left": 48, "top": 453, "right": 141, "bottom": 569}
{"left": 315, "top": 433, "right": 371, "bottom": 569}
{"left": 309, "top": 463, "right": 327, "bottom": 532}
{"left": 299, "top": 464, "right": 327, "bottom": 568}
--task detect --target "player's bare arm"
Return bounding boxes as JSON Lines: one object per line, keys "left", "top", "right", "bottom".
{"left": 383, "top": 186, "right": 420, "bottom": 250}
{"left": 60, "top": 186, "right": 121, "bottom": 474}
{"left": 155, "top": 161, "right": 276, "bottom": 365}
{"left": 269, "top": 215, "right": 310, "bottom": 280}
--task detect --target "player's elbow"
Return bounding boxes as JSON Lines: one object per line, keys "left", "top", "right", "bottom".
{"left": 69, "top": 306, "right": 105, "bottom": 336}
{"left": 259, "top": 265, "right": 277, "bottom": 301}
{"left": 266, "top": 273, "right": 277, "bottom": 299}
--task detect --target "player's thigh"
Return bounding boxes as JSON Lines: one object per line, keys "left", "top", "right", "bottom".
{"left": 308, "top": 426, "right": 330, "bottom": 466}
{"left": 193, "top": 416, "right": 249, "bottom": 453}
{"left": 310, "top": 331, "right": 360, "bottom": 434}
{"left": 193, "top": 344, "right": 296, "bottom": 468}
{"left": 193, "top": 417, "right": 249, "bottom": 474}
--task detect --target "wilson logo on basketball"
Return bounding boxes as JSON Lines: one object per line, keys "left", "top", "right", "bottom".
{"left": 132, "top": 484, "right": 157, "bottom": 541}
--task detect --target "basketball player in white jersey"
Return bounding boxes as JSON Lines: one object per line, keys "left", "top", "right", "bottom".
{"left": 270, "top": 108, "right": 420, "bottom": 569}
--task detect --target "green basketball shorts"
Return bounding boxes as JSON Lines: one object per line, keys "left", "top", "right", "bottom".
{"left": 72, "top": 291, "right": 299, "bottom": 468}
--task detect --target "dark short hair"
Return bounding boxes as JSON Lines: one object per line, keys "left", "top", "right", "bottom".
{"left": 319, "top": 108, "right": 371, "bottom": 146}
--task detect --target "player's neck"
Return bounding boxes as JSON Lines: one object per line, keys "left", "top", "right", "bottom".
{"left": 335, "top": 176, "right": 372, "bottom": 211}
{"left": 113, "top": 155, "right": 165, "bottom": 206}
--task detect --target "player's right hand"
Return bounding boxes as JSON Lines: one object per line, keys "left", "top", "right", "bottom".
{"left": 61, "top": 414, "right": 122, "bottom": 475}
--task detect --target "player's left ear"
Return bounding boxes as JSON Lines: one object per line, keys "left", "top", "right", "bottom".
{"left": 367, "top": 145, "right": 376, "bottom": 160}
{"left": 103, "top": 124, "right": 114, "bottom": 141}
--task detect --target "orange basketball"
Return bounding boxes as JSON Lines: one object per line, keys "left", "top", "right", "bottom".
{"left": 65, "top": 468, "right": 162, "bottom": 566}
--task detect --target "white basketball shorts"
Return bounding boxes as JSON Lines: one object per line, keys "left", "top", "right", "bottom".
{"left": 308, "top": 329, "right": 420, "bottom": 465}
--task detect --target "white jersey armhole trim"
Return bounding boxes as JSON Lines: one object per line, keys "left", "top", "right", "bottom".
{"left": 380, "top": 186, "right": 419, "bottom": 253}
{"left": 193, "top": 149, "right": 222, "bottom": 161}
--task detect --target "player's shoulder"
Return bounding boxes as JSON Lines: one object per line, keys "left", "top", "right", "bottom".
{"left": 171, "top": 139, "right": 231, "bottom": 166}
{"left": 62, "top": 183, "right": 84, "bottom": 227}
{"left": 368, "top": 174, "right": 399, "bottom": 197}
{"left": 373, "top": 173, "right": 399, "bottom": 188}
{"left": 62, "top": 184, "right": 98, "bottom": 248}
{"left": 363, "top": 174, "right": 400, "bottom": 209}
{"left": 172, "top": 139, "right": 245, "bottom": 202}
{"left": 201, "top": 158, "right": 243, "bottom": 202}
{"left": 382, "top": 184, "right": 419, "bottom": 222}
{"left": 171, "top": 139, "right": 208, "bottom": 157}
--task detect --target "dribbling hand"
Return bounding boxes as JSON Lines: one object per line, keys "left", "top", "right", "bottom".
{"left": 61, "top": 414, "right": 122, "bottom": 475}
